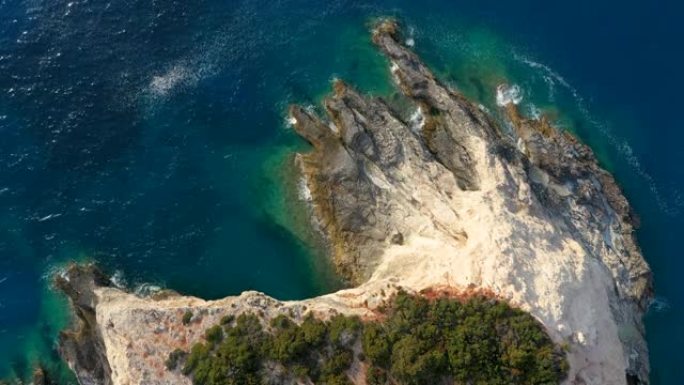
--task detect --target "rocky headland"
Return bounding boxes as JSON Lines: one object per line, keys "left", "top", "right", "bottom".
{"left": 57, "top": 20, "right": 652, "bottom": 385}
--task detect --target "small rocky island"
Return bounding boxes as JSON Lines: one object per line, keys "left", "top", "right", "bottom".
{"left": 57, "top": 20, "right": 652, "bottom": 385}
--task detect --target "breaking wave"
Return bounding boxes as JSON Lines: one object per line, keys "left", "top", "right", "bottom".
{"left": 405, "top": 26, "right": 416, "bottom": 47}
{"left": 134, "top": 283, "right": 164, "bottom": 297}
{"left": 409, "top": 107, "right": 425, "bottom": 133}
{"left": 496, "top": 84, "right": 523, "bottom": 106}
{"left": 297, "top": 178, "right": 313, "bottom": 202}
{"left": 110, "top": 270, "right": 127, "bottom": 289}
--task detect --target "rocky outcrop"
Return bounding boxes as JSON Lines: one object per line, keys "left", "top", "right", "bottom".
{"left": 56, "top": 265, "right": 114, "bottom": 385}
{"left": 58, "top": 19, "right": 652, "bottom": 385}
{"left": 57, "top": 263, "right": 398, "bottom": 385}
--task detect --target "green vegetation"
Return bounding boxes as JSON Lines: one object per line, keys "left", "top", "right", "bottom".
{"left": 166, "top": 349, "right": 188, "bottom": 371}
{"left": 363, "top": 292, "right": 568, "bottom": 385}
{"left": 182, "top": 310, "right": 194, "bottom": 325}
{"left": 220, "top": 314, "right": 235, "bottom": 325}
{"left": 172, "top": 291, "right": 568, "bottom": 385}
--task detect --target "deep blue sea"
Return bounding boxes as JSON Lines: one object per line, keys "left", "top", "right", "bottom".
{"left": 0, "top": 0, "right": 682, "bottom": 383}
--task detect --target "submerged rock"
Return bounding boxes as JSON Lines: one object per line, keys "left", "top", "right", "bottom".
{"left": 58, "top": 19, "right": 651, "bottom": 385}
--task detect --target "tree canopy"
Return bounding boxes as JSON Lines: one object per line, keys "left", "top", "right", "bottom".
{"left": 173, "top": 291, "right": 568, "bottom": 385}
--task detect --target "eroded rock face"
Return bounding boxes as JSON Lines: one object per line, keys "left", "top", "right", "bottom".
{"left": 293, "top": 21, "right": 651, "bottom": 384}
{"left": 56, "top": 264, "right": 114, "bottom": 385}
{"left": 58, "top": 20, "right": 652, "bottom": 385}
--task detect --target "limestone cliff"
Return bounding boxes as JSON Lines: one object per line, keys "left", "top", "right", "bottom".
{"left": 58, "top": 20, "right": 652, "bottom": 385}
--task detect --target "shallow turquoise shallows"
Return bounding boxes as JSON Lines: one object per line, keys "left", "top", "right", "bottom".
{"left": 0, "top": 1, "right": 682, "bottom": 383}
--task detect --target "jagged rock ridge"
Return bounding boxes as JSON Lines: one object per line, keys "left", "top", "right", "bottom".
{"left": 58, "top": 19, "right": 652, "bottom": 385}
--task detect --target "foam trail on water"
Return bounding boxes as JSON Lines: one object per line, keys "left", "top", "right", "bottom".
{"left": 148, "top": 64, "right": 193, "bottom": 97}
{"left": 140, "top": 15, "right": 245, "bottom": 106}
{"left": 528, "top": 103, "right": 542, "bottom": 120}
{"left": 36, "top": 213, "right": 62, "bottom": 222}
{"left": 513, "top": 52, "right": 683, "bottom": 216}
{"left": 650, "top": 297, "right": 671, "bottom": 313}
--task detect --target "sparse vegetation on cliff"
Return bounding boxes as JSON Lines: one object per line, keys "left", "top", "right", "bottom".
{"left": 173, "top": 291, "right": 567, "bottom": 385}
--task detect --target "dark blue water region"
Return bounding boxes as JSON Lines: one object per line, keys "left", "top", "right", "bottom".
{"left": 0, "top": 0, "right": 682, "bottom": 383}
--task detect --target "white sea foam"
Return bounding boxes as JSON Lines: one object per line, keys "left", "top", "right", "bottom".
{"left": 0, "top": 277, "right": 7, "bottom": 285}
{"left": 405, "top": 26, "right": 416, "bottom": 47}
{"left": 496, "top": 84, "right": 523, "bottom": 106}
{"left": 58, "top": 268, "right": 70, "bottom": 283}
{"left": 149, "top": 64, "right": 192, "bottom": 96}
{"left": 650, "top": 297, "right": 671, "bottom": 313}
{"left": 143, "top": 33, "right": 226, "bottom": 104}
{"left": 64, "top": 3, "right": 74, "bottom": 16}
{"left": 111, "top": 270, "right": 127, "bottom": 289}
{"left": 298, "top": 178, "right": 312, "bottom": 202}
{"left": 37, "top": 213, "right": 62, "bottom": 222}
{"left": 286, "top": 116, "right": 297, "bottom": 127}
{"left": 409, "top": 107, "right": 425, "bottom": 133}
{"left": 528, "top": 103, "right": 542, "bottom": 120}
{"left": 134, "top": 283, "right": 163, "bottom": 297}
{"left": 542, "top": 75, "right": 557, "bottom": 101}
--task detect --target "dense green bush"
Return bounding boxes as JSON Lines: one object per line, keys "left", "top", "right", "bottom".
{"left": 165, "top": 348, "right": 188, "bottom": 370}
{"left": 173, "top": 291, "right": 568, "bottom": 385}
{"left": 204, "top": 325, "right": 224, "bottom": 346}
{"left": 182, "top": 314, "right": 265, "bottom": 385}
{"left": 220, "top": 314, "right": 235, "bottom": 326}
{"left": 182, "top": 310, "right": 193, "bottom": 325}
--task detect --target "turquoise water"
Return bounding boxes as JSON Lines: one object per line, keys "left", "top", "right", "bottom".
{"left": 0, "top": 1, "right": 682, "bottom": 383}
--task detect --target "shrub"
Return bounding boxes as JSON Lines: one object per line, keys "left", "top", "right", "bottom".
{"left": 300, "top": 314, "right": 327, "bottom": 346}
{"left": 362, "top": 322, "right": 390, "bottom": 366}
{"left": 204, "top": 325, "right": 223, "bottom": 346}
{"left": 268, "top": 315, "right": 307, "bottom": 362}
{"left": 320, "top": 348, "right": 353, "bottom": 377}
{"left": 220, "top": 314, "right": 235, "bottom": 326}
{"left": 165, "top": 348, "right": 188, "bottom": 370}
{"left": 182, "top": 310, "right": 193, "bottom": 325}
{"left": 174, "top": 291, "right": 568, "bottom": 385}
{"left": 366, "top": 366, "right": 388, "bottom": 385}
{"left": 328, "top": 314, "right": 361, "bottom": 347}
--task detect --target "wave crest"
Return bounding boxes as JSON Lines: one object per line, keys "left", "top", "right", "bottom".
{"left": 496, "top": 84, "right": 523, "bottom": 106}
